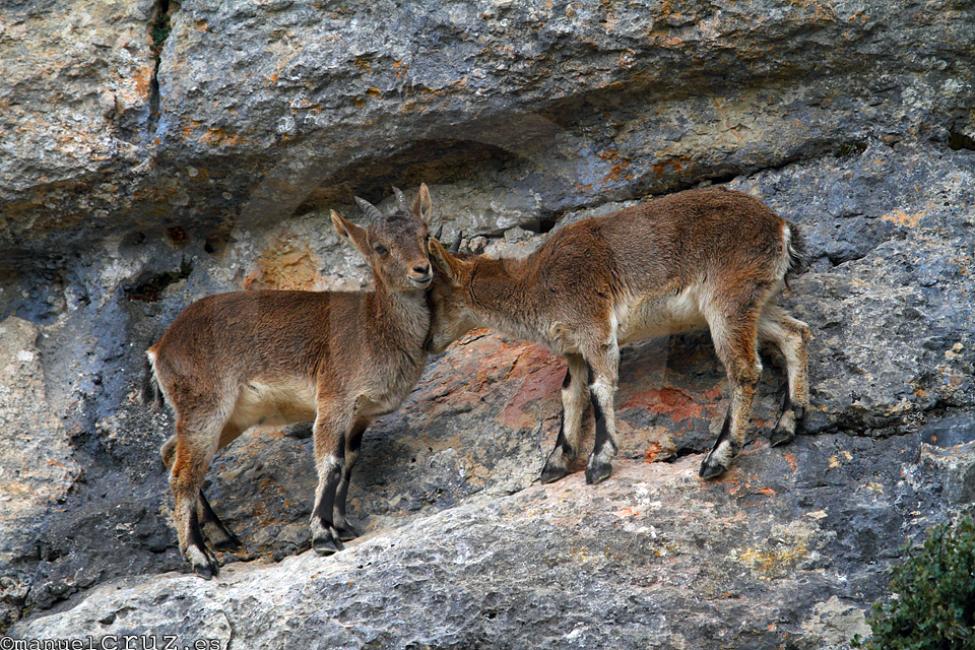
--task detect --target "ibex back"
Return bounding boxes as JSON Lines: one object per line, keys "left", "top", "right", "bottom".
{"left": 428, "top": 186, "right": 811, "bottom": 484}
{"left": 148, "top": 186, "right": 435, "bottom": 577}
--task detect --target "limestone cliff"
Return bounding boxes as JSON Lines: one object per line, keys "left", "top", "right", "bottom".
{"left": 1, "top": 1, "right": 974, "bottom": 647}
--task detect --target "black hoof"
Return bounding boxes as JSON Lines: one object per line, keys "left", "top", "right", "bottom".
{"left": 334, "top": 523, "right": 361, "bottom": 542}
{"left": 585, "top": 460, "right": 612, "bottom": 485}
{"left": 193, "top": 562, "right": 217, "bottom": 580}
{"left": 699, "top": 457, "right": 729, "bottom": 480}
{"left": 313, "top": 532, "right": 343, "bottom": 556}
{"left": 188, "top": 546, "right": 219, "bottom": 579}
{"left": 540, "top": 462, "right": 571, "bottom": 484}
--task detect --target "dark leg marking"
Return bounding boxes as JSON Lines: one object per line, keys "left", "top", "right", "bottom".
{"left": 585, "top": 386, "right": 614, "bottom": 485}
{"left": 770, "top": 391, "right": 805, "bottom": 448}
{"left": 699, "top": 410, "right": 740, "bottom": 480}
{"left": 312, "top": 442, "right": 345, "bottom": 556}
{"left": 540, "top": 366, "right": 576, "bottom": 484}
{"left": 540, "top": 411, "right": 572, "bottom": 484}
{"left": 199, "top": 489, "right": 242, "bottom": 551}
{"left": 333, "top": 427, "right": 365, "bottom": 542}
{"left": 188, "top": 508, "right": 218, "bottom": 579}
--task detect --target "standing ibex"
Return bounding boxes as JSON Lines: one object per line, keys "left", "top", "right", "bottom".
{"left": 427, "top": 187, "right": 810, "bottom": 484}
{"left": 147, "top": 186, "right": 435, "bottom": 577}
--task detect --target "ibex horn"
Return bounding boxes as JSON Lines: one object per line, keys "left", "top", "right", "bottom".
{"left": 391, "top": 186, "right": 408, "bottom": 213}
{"left": 354, "top": 196, "right": 384, "bottom": 224}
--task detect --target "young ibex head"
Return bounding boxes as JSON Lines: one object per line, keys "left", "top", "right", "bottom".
{"left": 331, "top": 184, "right": 434, "bottom": 292}
{"left": 426, "top": 236, "right": 482, "bottom": 353}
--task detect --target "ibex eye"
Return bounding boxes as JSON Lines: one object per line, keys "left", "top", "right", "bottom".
{"left": 373, "top": 244, "right": 389, "bottom": 256}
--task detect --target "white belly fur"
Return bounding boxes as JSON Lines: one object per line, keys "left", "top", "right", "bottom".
{"left": 230, "top": 377, "right": 318, "bottom": 429}
{"left": 616, "top": 285, "right": 709, "bottom": 345}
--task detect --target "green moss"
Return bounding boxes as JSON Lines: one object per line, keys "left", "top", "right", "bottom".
{"left": 150, "top": 0, "right": 174, "bottom": 54}
{"left": 853, "top": 515, "right": 975, "bottom": 650}
{"left": 835, "top": 140, "right": 868, "bottom": 158}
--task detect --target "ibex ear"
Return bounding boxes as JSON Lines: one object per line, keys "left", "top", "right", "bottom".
{"left": 412, "top": 183, "right": 433, "bottom": 224}
{"left": 331, "top": 210, "right": 371, "bottom": 258}
{"left": 429, "top": 237, "right": 470, "bottom": 285}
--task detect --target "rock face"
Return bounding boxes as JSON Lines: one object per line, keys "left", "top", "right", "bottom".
{"left": 2, "top": 0, "right": 975, "bottom": 646}
{"left": 3, "top": 0, "right": 974, "bottom": 251}
{"left": 10, "top": 434, "right": 958, "bottom": 649}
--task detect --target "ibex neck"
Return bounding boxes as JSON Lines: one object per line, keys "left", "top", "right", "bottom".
{"left": 468, "top": 257, "right": 538, "bottom": 338}
{"left": 368, "top": 281, "right": 430, "bottom": 351}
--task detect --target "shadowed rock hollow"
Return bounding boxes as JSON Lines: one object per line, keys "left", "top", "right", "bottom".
{"left": 2, "top": 1, "right": 974, "bottom": 647}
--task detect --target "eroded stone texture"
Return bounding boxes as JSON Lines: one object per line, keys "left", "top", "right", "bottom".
{"left": 0, "top": 318, "right": 79, "bottom": 627}
{"left": 0, "top": 1, "right": 156, "bottom": 246}
{"left": 2, "top": 0, "right": 975, "bottom": 644}
{"left": 2, "top": 0, "right": 974, "bottom": 251}
{"left": 2, "top": 141, "right": 973, "bottom": 642}
{"left": 13, "top": 435, "right": 975, "bottom": 649}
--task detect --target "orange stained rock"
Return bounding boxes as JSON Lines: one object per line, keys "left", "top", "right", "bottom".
{"left": 133, "top": 64, "right": 154, "bottom": 98}
{"left": 644, "top": 441, "right": 664, "bottom": 463}
{"left": 200, "top": 127, "right": 243, "bottom": 147}
{"left": 498, "top": 347, "right": 565, "bottom": 431}
{"left": 881, "top": 208, "right": 926, "bottom": 228}
{"left": 783, "top": 452, "right": 798, "bottom": 473}
{"left": 243, "top": 237, "right": 322, "bottom": 291}
{"left": 622, "top": 386, "right": 720, "bottom": 423}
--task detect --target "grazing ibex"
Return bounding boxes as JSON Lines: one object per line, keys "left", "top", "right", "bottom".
{"left": 428, "top": 187, "right": 810, "bottom": 484}
{"left": 147, "top": 186, "right": 435, "bottom": 577}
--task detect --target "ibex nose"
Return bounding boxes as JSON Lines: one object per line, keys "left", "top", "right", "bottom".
{"left": 409, "top": 261, "right": 433, "bottom": 287}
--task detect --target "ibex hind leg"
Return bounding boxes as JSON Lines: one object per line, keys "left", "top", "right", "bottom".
{"left": 540, "top": 354, "right": 589, "bottom": 484}
{"left": 700, "top": 307, "right": 762, "bottom": 480}
{"left": 758, "top": 304, "right": 811, "bottom": 447}
{"left": 160, "top": 424, "right": 243, "bottom": 551}
{"left": 169, "top": 421, "right": 221, "bottom": 578}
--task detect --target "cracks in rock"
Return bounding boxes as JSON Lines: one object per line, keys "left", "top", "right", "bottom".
{"left": 665, "top": 446, "right": 702, "bottom": 463}
{"left": 948, "top": 129, "right": 975, "bottom": 152}
{"left": 147, "top": 0, "right": 177, "bottom": 137}
{"left": 123, "top": 258, "right": 192, "bottom": 302}
{"left": 522, "top": 215, "right": 559, "bottom": 235}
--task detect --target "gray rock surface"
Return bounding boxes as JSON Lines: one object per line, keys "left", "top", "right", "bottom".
{"left": 2, "top": 0, "right": 973, "bottom": 251}
{"left": 12, "top": 435, "right": 974, "bottom": 649}
{"left": 1, "top": 0, "right": 975, "bottom": 646}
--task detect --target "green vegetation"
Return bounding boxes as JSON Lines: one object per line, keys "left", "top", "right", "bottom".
{"left": 853, "top": 515, "right": 975, "bottom": 649}
{"left": 151, "top": 0, "right": 174, "bottom": 54}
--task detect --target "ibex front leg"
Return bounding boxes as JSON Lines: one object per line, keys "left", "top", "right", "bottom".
{"left": 310, "top": 403, "right": 352, "bottom": 556}
{"left": 332, "top": 418, "right": 369, "bottom": 541}
{"left": 583, "top": 334, "right": 621, "bottom": 485}
{"left": 540, "top": 354, "right": 589, "bottom": 484}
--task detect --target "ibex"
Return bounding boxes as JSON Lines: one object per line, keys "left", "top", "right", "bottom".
{"left": 428, "top": 187, "right": 811, "bottom": 484}
{"left": 147, "top": 186, "right": 435, "bottom": 577}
